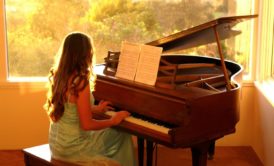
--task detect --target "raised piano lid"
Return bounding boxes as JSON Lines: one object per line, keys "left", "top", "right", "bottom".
{"left": 146, "top": 15, "right": 258, "bottom": 53}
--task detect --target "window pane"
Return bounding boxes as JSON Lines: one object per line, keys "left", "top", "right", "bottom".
{"left": 272, "top": 22, "right": 274, "bottom": 79}
{"left": 5, "top": 0, "right": 254, "bottom": 78}
{"left": 272, "top": 48, "right": 274, "bottom": 79}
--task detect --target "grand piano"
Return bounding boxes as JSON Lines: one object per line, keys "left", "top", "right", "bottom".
{"left": 92, "top": 15, "right": 257, "bottom": 166}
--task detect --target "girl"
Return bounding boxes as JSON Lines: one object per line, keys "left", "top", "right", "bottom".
{"left": 44, "top": 32, "right": 136, "bottom": 166}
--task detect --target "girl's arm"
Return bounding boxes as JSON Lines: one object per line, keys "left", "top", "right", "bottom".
{"left": 76, "top": 82, "right": 129, "bottom": 131}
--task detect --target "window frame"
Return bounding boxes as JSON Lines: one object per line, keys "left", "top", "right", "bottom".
{"left": 256, "top": 0, "right": 274, "bottom": 82}
{"left": 254, "top": 0, "right": 274, "bottom": 107}
{"left": 0, "top": 0, "right": 7, "bottom": 83}
{"left": 0, "top": 0, "right": 46, "bottom": 88}
{"left": 0, "top": 0, "right": 259, "bottom": 88}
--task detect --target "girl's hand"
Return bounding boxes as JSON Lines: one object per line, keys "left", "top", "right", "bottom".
{"left": 111, "top": 111, "right": 130, "bottom": 126}
{"left": 94, "top": 100, "right": 114, "bottom": 113}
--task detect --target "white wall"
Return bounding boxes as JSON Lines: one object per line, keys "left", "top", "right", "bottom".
{"left": 0, "top": 85, "right": 49, "bottom": 149}
{"left": 252, "top": 85, "right": 274, "bottom": 166}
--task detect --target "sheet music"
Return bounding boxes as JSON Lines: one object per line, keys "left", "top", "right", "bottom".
{"left": 115, "top": 41, "right": 162, "bottom": 86}
{"left": 135, "top": 45, "right": 162, "bottom": 85}
{"left": 115, "top": 41, "right": 141, "bottom": 80}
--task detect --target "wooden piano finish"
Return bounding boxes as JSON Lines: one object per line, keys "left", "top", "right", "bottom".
{"left": 94, "top": 57, "right": 241, "bottom": 165}
{"left": 93, "top": 15, "right": 257, "bottom": 166}
{"left": 94, "top": 55, "right": 241, "bottom": 145}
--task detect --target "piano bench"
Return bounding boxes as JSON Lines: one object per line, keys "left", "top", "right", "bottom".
{"left": 22, "top": 144, "right": 78, "bottom": 166}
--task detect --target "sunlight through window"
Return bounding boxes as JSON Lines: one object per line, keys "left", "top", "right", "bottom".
{"left": 4, "top": 0, "right": 255, "bottom": 79}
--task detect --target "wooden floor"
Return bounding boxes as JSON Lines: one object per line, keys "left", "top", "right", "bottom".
{"left": 0, "top": 146, "right": 263, "bottom": 166}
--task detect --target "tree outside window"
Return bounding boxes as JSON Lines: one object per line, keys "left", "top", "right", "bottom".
{"left": 5, "top": 0, "right": 254, "bottom": 78}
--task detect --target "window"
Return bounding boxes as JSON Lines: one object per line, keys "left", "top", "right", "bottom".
{"left": 254, "top": 0, "right": 274, "bottom": 106}
{"left": 257, "top": 0, "right": 274, "bottom": 81}
{"left": 271, "top": 21, "right": 274, "bottom": 80}
{"left": 270, "top": 24, "right": 274, "bottom": 79}
{"left": 4, "top": 0, "right": 255, "bottom": 79}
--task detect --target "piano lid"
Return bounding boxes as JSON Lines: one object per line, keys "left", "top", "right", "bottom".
{"left": 146, "top": 15, "right": 258, "bottom": 53}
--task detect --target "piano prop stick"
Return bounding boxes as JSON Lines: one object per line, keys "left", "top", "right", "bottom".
{"left": 93, "top": 15, "right": 258, "bottom": 166}
{"left": 213, "top": 26, "right": 231, "bottom": 91}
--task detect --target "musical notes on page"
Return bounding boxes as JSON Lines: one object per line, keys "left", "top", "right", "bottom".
{"left": 115, "top": 42, "right": 140, "bottom": 81}
{"left": 135, "top": 44, "right": 162, "bottom": 85}
{"left": 115, "top": 41, "right": 163, "bottom": 86}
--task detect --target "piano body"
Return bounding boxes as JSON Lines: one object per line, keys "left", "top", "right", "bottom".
{"left": 93, "top": 15, "right": 257, "bottom": 166}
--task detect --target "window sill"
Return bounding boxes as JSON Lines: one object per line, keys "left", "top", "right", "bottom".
{"left": 0, "top": 77, "right": 47, "bottom": 89}
{"left": 241, "top": 80, "right": 255, "bottom": 87}
{"left": 254, "top": 79, "right": 274, "bottom": 107}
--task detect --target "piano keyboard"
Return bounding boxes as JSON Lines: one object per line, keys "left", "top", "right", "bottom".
{"left": 105, "top": 111, "right": 171, "bottom": 134}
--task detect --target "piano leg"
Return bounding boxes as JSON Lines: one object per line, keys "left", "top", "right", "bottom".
{"left": 138, "top": 138, "right": 214, "bottom": 166}
{"left": 208, "top": 141, "right": 215, "bottom": 160}
{"left": 191, "top": 141, "right": 211, "bottom": 166}
{"left": 137, "top": 137, "right": 144, "bottom": 166}
{"left": 146, "top": 140, "right": 154, "bottom": 166}
{"left": 137, "top": 138, "right": 154, "bottom": 166}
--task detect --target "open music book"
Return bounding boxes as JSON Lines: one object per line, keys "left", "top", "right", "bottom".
{"left": 115, "top": 41, "right": 163, "bottom": 86}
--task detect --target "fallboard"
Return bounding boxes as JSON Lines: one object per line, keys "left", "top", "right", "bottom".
{"left": 93, "top": 75, "right": 190, "bottom": 126}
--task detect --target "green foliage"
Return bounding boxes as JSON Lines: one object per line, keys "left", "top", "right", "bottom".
{"left": 5, "top": 0, "right": 238, "bottom": 77}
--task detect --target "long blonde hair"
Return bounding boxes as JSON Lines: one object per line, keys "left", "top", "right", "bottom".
{"left": 44, "top": 32, "right": 96, "bottom": 122}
